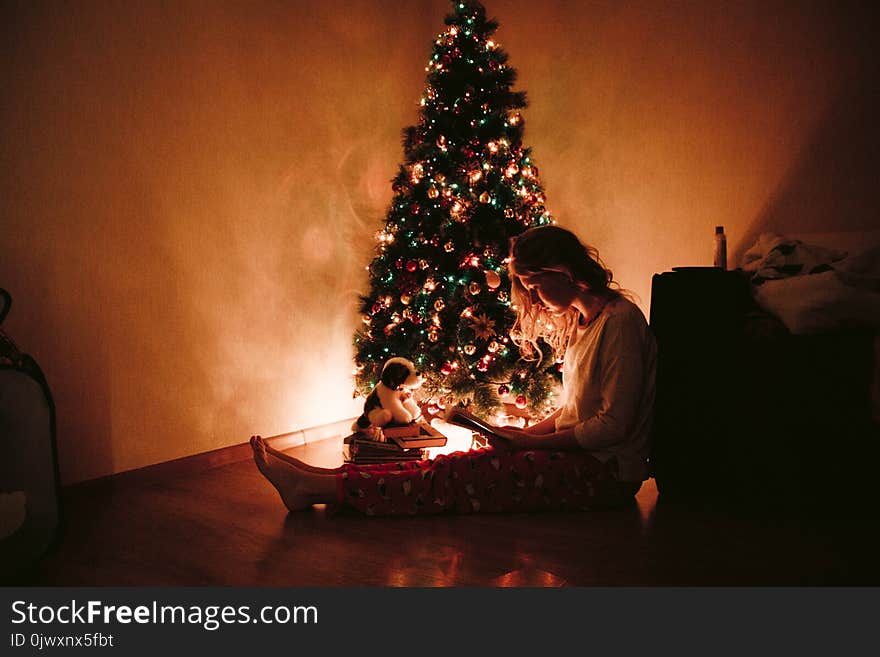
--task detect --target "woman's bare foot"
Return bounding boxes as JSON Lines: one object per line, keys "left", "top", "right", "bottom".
{"left": 250, "top": 436, "right": 312, "bottom": 512}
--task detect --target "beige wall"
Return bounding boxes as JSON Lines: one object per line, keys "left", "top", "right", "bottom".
{"left": 2, "top": 0, "right": 876, "bottom": 483}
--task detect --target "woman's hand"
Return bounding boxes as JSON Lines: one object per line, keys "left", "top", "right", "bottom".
{"left": 488, "top": 426, "right": 533, "bottom": 451}
{"left": 490, "top": 424, "right": 582, "bottom": 452}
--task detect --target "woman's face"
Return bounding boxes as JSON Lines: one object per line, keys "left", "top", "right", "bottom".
{"left": 518, "top": 270, "right": 577, "bottom": 313}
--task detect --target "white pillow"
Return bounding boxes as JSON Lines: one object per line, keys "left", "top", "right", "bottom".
{"left": 754, "top": 270, "right": 880, "bottom": 335}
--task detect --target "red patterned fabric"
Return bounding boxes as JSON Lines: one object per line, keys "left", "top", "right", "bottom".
{"left": 337, "top": 447, "right": 639, "bottom": 516}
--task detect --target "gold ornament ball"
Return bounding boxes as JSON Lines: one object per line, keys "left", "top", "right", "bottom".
{"left": 400, "top": 294, "right": 411, "bottom": 305}
{"left": 464, "top": 344, "right": 476, "bottom": 355}
{"left": 469, "top": 281, "right": 482, "bottom": 295}
{"left": 428, "top": 328, "right": 440, "bottom": 342}
{"left": 434, "top": 299, "right": 445, "bottom": 311}
{"left": 488, "top": 340, "right": 499, "bottom": 353}
{"left": 479, "top": 192, "right": 491, "bottom": 204}
{"left": 428, "top": 186, "right": 440, "bottom": 199}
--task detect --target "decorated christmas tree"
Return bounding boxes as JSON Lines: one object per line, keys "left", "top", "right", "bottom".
{"left": 353, "top": 0, "right": 560, "bottom": 419}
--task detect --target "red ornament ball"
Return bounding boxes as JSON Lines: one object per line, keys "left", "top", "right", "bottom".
{"left": 406, "top": 259, "right": 418, "bottom": 273}
{"left": 440, "top": 362, "right": 453, "bottom": 375}
{"left": 515, "top": 395, "right": 527, "bottom": 409}
{"left": 498, "top": 384, "right": 510, "bottom": 396}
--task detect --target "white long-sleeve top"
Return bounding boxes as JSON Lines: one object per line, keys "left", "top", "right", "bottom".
{"left": 555, "top": 296, "right": 657, "bottom": 482}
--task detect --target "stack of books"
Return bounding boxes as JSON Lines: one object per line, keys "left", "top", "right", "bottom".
{"left": 343, "top": 421, "right": 447, "bottom": 465}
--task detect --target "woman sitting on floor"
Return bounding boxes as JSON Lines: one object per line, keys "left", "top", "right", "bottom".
{"left": 251, "top": 225, "right": 657, "bottom": 515}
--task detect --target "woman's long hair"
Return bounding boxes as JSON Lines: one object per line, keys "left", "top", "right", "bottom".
{"left": 508, "top": 225, "right": 622, "bottom": 364}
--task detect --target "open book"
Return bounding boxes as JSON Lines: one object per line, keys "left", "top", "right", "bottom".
{"left": 444, "top": 407, "right": 510, "bottom": 441}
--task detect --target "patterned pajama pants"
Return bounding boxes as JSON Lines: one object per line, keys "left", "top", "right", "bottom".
{"left": 336, "top": 447, "right": 640, "bottom": 516}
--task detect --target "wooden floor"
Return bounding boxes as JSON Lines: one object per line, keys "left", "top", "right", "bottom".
{"left": 18, "top": 439, "right": 880, "bottom": 586}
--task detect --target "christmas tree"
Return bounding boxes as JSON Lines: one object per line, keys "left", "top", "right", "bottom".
{"left": 353, "top": 0, "right": 560, "bottom": 419}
